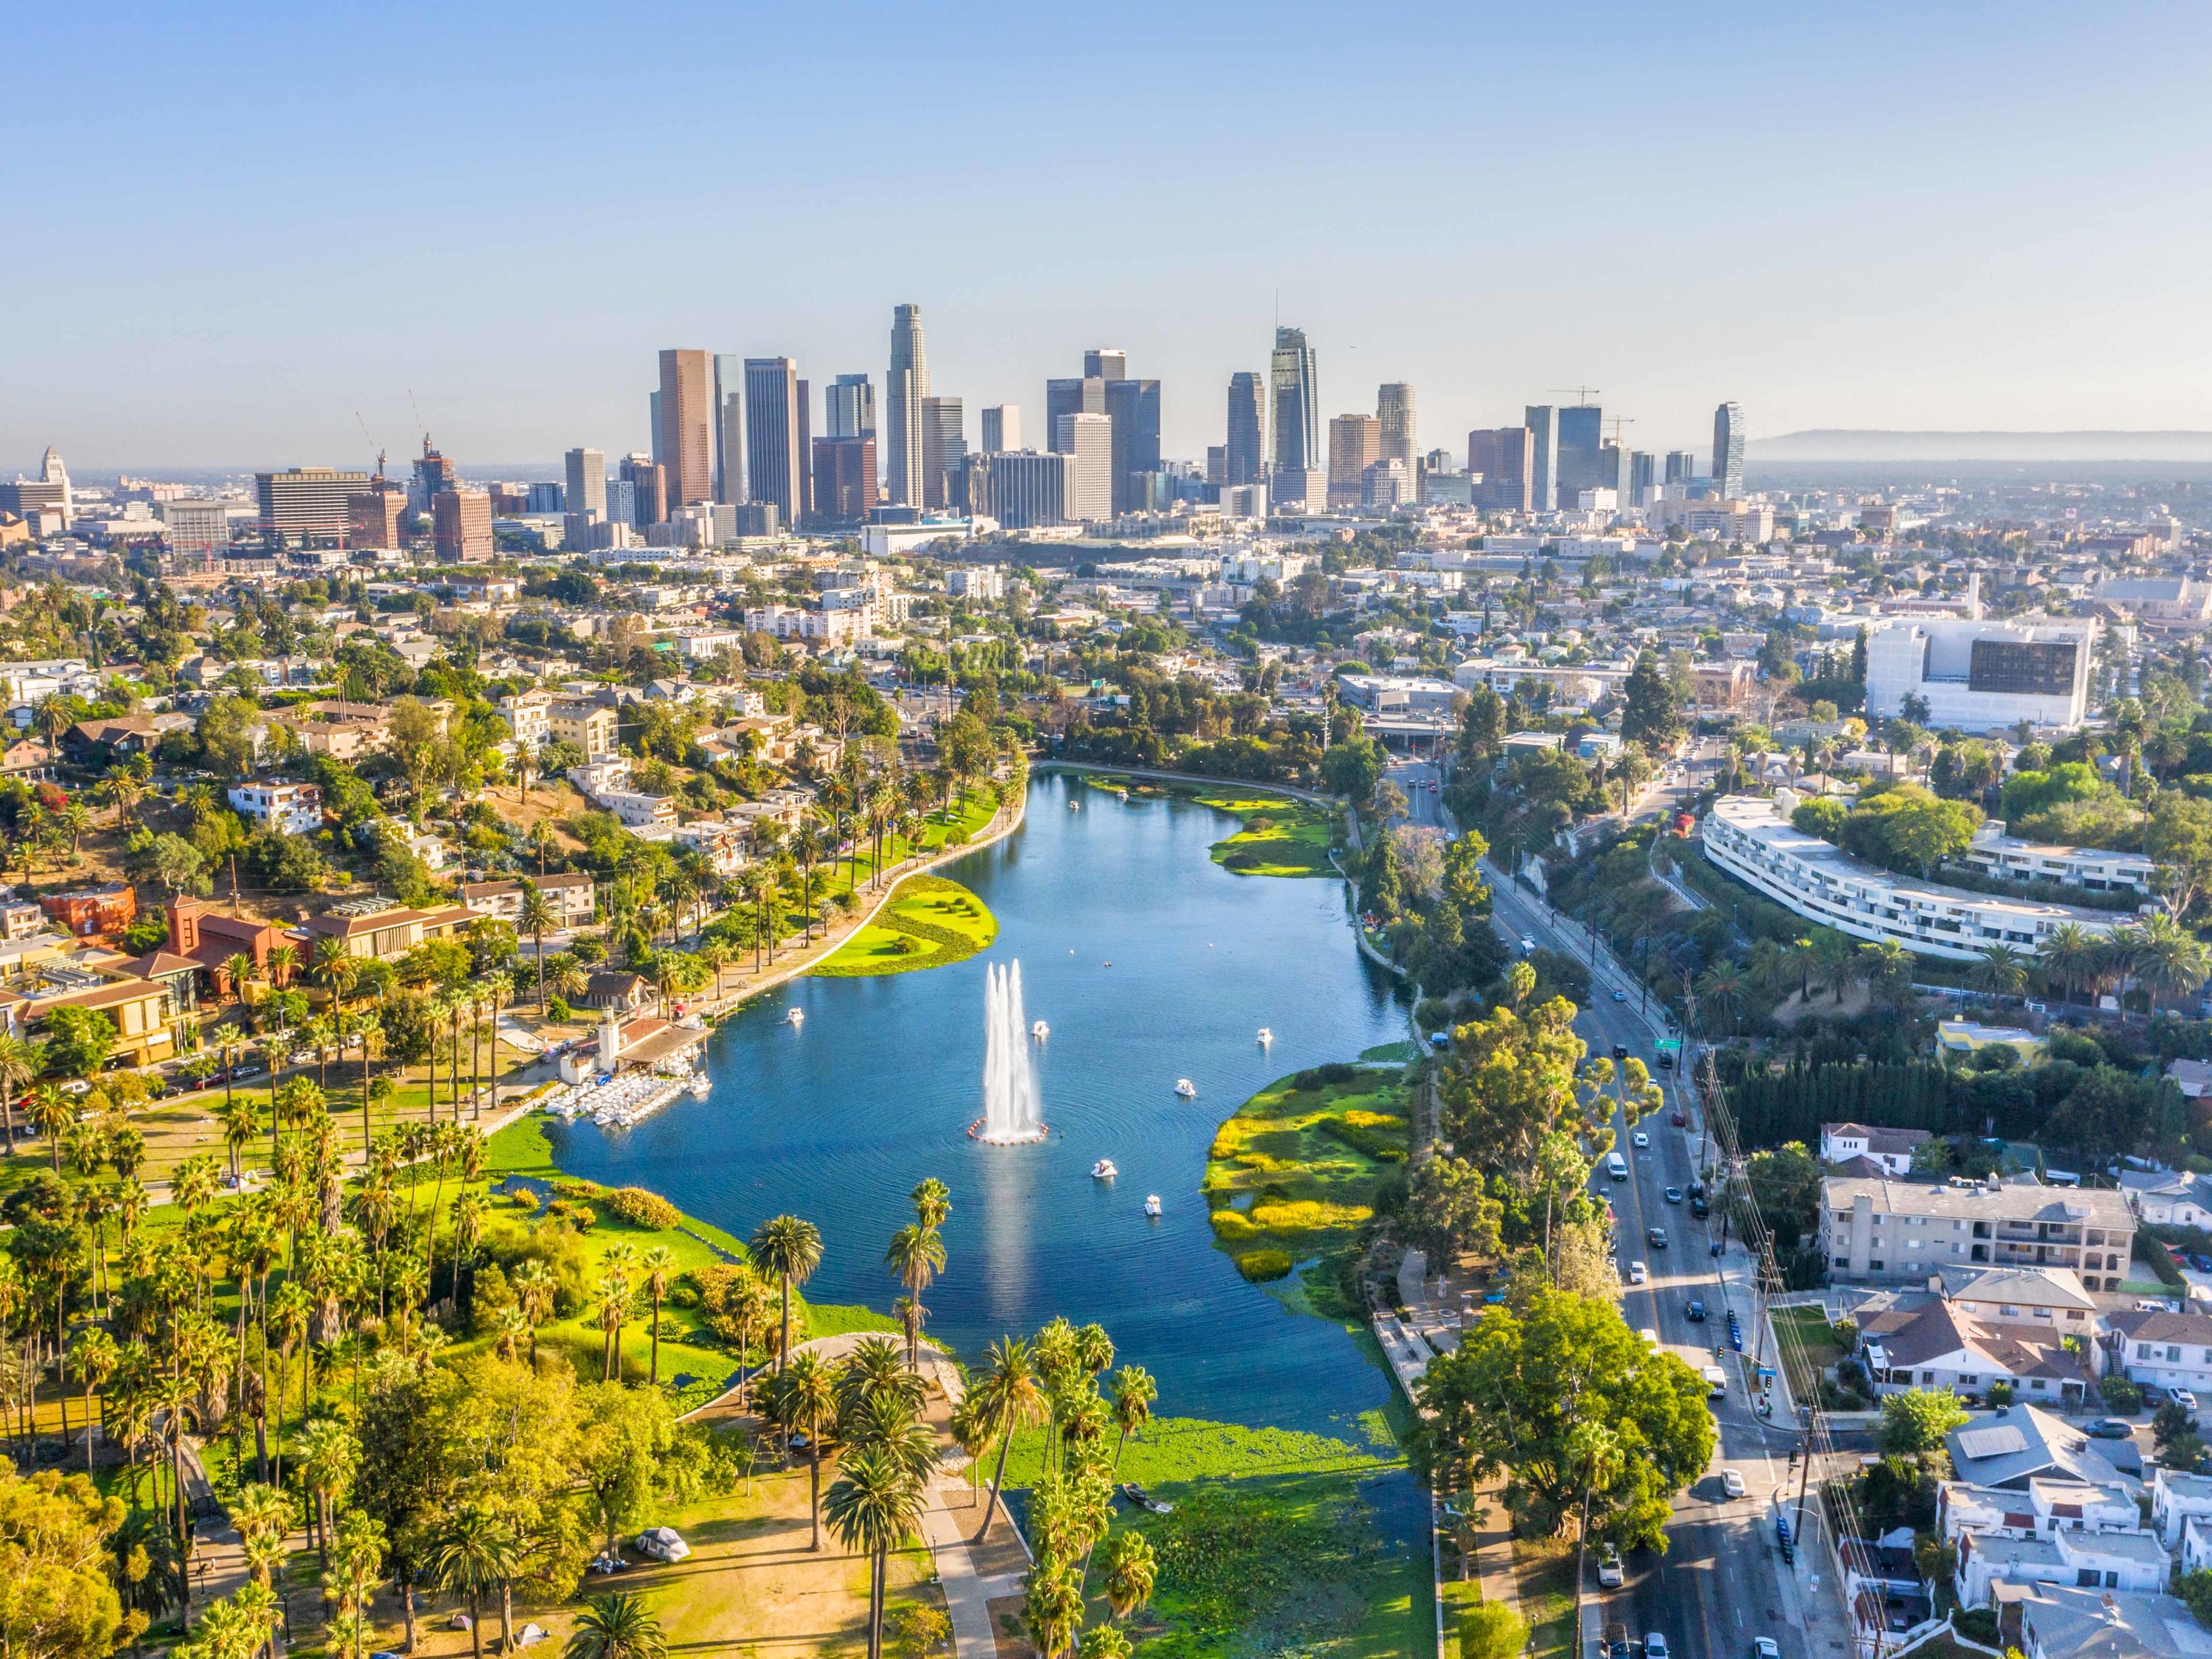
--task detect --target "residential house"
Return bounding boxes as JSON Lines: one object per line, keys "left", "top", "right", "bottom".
{"left": 1820, "top": 1176, "right": 2135, "bottom": 1294}
{"left": 596, "top": 790, "right": 676, "bottom": 830}
{"left": 578, "top": 972, "right": 650, "bottom": 1013}
{"left": 459, "top": 873, "right": 596, "bottom": 929}
{"left": 498, "top": 689, "right": 552, "bottom": 748}
{"left": 1944, "top": 1406, "right": 2140, "bottom": 1492}
{"left": 1941, "top": 1475, "right": 2140, "bottom": 1545}
{"left": 299, "top": 896, "right": 476, "bottom": 964}
{"left": 229, "top": 782, "right": 324, "bottom": 835}
{"left": 2121, "top": 1167, "right": 2212, "bottom": 1229}
{"left": 1957, "top": 1526, "right": 2168, "bottom": 1608}
{"left": 260, "top": 700, "right": 396, "bottom": 761}
{"left": 1822, "top": 1121, "right": 1933, "bottom": 1176}
{"left": 549, "top": 697, "right": 619, "bottom": 759}
{"left": 1855, "top": 1292, "right": 2094, "bottom": 1406}
{"left": 2168, "top": 1060, "right": 2212, "bottom": 1102}
{"left": 41, "top": 884, "right": 136, "bottom": 940}
{"left": 567, "top": 756, "right": 632, "bottom": 801}
{"left": 2150, "top": 1467, "right": 2212, "bottom": 1549}
{"left": 2014, "top": 1586, "right": 2212, "bottom": 1659}
{"left": 62, "top": 716, "right": 164, "bottom": 762}
{"left": 0, "top": 739, "right": 52, "bottom": 782}
{"left": 2104, "top": 1310, "right": 2212, "bottom": 1397}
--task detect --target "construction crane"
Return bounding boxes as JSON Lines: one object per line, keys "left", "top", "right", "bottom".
{"left": 355, "top": 412, "right": 386, "bottom": 481}
{"left": 408, "top": 389, "right": 431, "bottom": 456}
{"left": 1548, "top": 386, "right": 1602, "bottom": 406}
{"left": 1606, "top": 417, "right": 1636, "bottom": 445}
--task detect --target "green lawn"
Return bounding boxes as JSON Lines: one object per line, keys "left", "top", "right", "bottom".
{"left": 1203, "top": 1065, "right": 1409, "bottom": 1281}
{"left": 1771, "top": 1304, "right": 1843, "bottom": 1404}
{"left": 811, "top": 874, "right": 998, "bottom": 977}
{"left": 1512, "top": 1538, "right": 1578, "bottom": 1659}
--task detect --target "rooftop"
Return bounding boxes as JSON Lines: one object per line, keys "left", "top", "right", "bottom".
{"left": 1826, "top": 1174, "right": 2132, "bottom": 1227}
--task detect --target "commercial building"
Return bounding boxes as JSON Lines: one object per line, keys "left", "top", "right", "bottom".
{"left": 744, "top": 358, "right": 805, "bottom": 524}
{"left": 408, "top": 437, "right": 456, "bottom": 512}
{"left": 1225, "top": 371, "right": 1265, "bottom": 487}
{"left": 1703, "top": 793, "right": 2125, "bottom": 960}
{"left": 1377, "top": 383, "right": 1417, "bottom": 483}
{"left": 1467, "top": 426, "right": 1534, "bottom": 513}
{"left": 619, "top": 454, "right": 667, "bottom": 526}
{"left": 1820, "top": 1175, "right": 2135, "bottom": 1293}
{"left": 1327, "top": 414, "right": 1380, "bottom": 508}
{"left": 827, "top": 373, "right": 876, "bottom": 439}
{"left": 1055, "top": 413, "right": 1113, "bottom": 521}
{"left": 160, "top": 498, "right": 231, "bottom": 563}
{"left": 1103, "top": 375, "right": 1161, "bottom": 515}
{"left": 433, "top": 488, "right": 494, "bottom": 562}
{"left": 1046, "top": 374, "right": 1104, "bottom": 456}
{"left": 256, "top": 467, "right": 367, "bottom": 549}
{"left": 1865, "top": 618, "right": 2096, "bottom": 731}
{"left": 1523, "top": 406, "right": 1558, "bottom": 514}
{"left": 1270, "top": 327, "right": 1318, "bottom": 475}
{"left": 810, "top": 436, "right": 879, "bottom": 526}
{"left": 301, "top": 895, "right": 478, "bottom": 965}
{"left": 564, "top": 448, "right": 606, "bottom": 522}
{"left": 1712, "top": 400, "right": 1745, "bottom": 498}
{"left": 1, "top": 447, "right": 72, "bottom": 519}
{"left": 1554, "top": 404, "right": 1603, "bottom": 507}
{"left": 713, "top": 353, "right": 744, "bottom": 504}
{"left": 227, "top": 782, "right": 324, "bottom": 835}
{"left": 886, "top": 304, "right": 928, "bottom": 506}
{"left": 980, "top": 405, "right": 1018, "bottom": 452}
{"left": 655, "top": 349, "right": 714, "bottom": 507}
{"left": 1665, "top": 450, "right": 1700, "bottom": 485}
{"left": 919, "top": 396, "right": 964, "bottom": 511}
{"left": 969, "top": 451, "right": 1068, "bottom": 529}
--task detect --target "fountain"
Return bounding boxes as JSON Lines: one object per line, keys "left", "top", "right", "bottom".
{"left": 973, "top": 959, "right": 1048, "bottom": 1144}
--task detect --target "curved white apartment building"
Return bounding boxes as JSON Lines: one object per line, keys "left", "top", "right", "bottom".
{"left": 1703, "top": 795, "right": 2127, "bottom": 961}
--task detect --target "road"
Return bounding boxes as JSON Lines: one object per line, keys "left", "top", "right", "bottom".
{"left": 1385, "top": 755, "right": 1448, "bottom": 830}
{"left": 1485, "top": 870, "right": 1798, "bottom": 1659}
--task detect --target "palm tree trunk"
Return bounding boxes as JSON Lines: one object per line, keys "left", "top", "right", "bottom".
{"left": 808, "top": 1441, "right": 821, "bottom": 1551}
{"left": 467, "top": 1589, "right": 481, "bottom": 1659}
{"left": 976, "top": 1428, "right": 1015, "bottom": 1544}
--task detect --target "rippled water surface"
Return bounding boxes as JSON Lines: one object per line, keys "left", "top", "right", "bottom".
{"left": 552, "top": 772, "right": 1411, "bottom": 1436}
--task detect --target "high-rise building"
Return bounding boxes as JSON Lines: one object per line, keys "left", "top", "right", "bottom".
{"left": 526, "top": 482, "right": 564, "bottom": 515}
{"left": 743, "top": 358, "right": 804, "bottom": 523}
{"left": 344, "top": 470, "right": 408, "bottom": 552}
{"left": 1467, "top": 427, "right": 1534, "bottom": 514}
{"left": 795, "top": 378, "right": 813, "bottom": 523}
{"left": 1225, "top": 372, "right": 1265, "bottom": 487}
{"left": 1327, "top": 414, "right": 1381, "bottom": 509}
{"left": 827, "top": 374, "right": 877, "bottom": 439}
{"left": 161, "top": 498, "right": 232, "bottom": 563}
{"left": 565, "top": 448, "right": 606, "bottom": 522}
{"left": 1084, "top": 348, "right": 1127, "bottom": 382}
{"left": 1629, "top": 451, "right": 1658, "bottom": 501}
{"left": 1596, "top": 443, "right": 1632, "bottom": 505}
{"left": 605, "top": 478, "right": 637, "bottom": 530}
{"left": 619, "top": 454, "right": 667, "bottom": 526}
{"left": 1664, "top": 450, "right": 1700, "bottom": 485}
{"left": 970, "top": 451, "right": 1069, "bottom": 530}
{"left": 408, "top": 437, "right": 456, "bottom": 512}
{"left": 920, "top": 397, "right": 965, "bottom": 512}
{"left": 4, "top": 447, "right": 72, "bottom": 518}
{"left": 1205, "top": 447, "right": 1228, "bottom": 487}
{"left": 257, "top": 467, "right": 367, "bottom": 549}
{"left": 1055, "top": 412, "right": 1113, "bottom": 521}
{"left": 886, "top": 304, "right": 929, "bottom": 506}
{"left": 1103, "top": 375, "right": 1161, "bottom": 515}
{"left": 1713, "top": 401, "right": 1746, "bottom": 498}
{"left": 1269, "top": 328, "right": 1318, "bottom": 473}
{"left": 1523, "top": 406, "right": 1558, "bottom": 514}
{"left": 433, "top": 489, "right": 494, "bottom": 563}
{"left": 1554, "top": 405, "right": 1603, "bottom": 507}
{"left": 981, "top": 406, "right": 1020, "bottom": 452}
{"left": 713, "top": 354, "right": 745, "bottom": 504}
{"left": 656, "top": 349, "right": 713, "bottom": 507}
{"left": 1377, "top": 383, "right": 1418, "bottom": 479}
{"left": 1046, "top": 376, "right": 1104, "bottom": 453}
{"left": 810, "top": 437, "right": 878, "bottom": 527}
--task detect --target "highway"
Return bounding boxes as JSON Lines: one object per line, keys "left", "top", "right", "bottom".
{"left": 1485, "top": 869, "right": 1798, "bottom": 1659}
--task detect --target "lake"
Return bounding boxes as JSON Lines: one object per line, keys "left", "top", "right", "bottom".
{"left": 551, "top": 770, "right": 1413, "bottom": 1438}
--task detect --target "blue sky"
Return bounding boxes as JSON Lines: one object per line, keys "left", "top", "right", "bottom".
{"left": 7, "top": 2, "right": 2212, "bottom": 473}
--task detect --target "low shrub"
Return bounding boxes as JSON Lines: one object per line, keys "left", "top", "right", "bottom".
{"left": 1315, "top": 1116, "right": 1408, "bottom": 1163}
{"left": 1209, "top": 1210, "right": 1257, "bottom": 1240}
{"left": 2102, "top": 1376, "right": 2144, "bottom": 1411}
{"left": 1236, "top": 1250, "right": 1294, "bottom": 1282}
{"left": 604, "top": 1186, "right": 682, "bottom": 1229}
{"left": 552, "top": 1178, "right": 607, "bottom": 1202}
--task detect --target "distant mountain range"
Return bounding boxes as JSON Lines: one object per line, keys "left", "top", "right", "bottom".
{"left": 1749, "top": 430, "right": 2212, "bottom": 462}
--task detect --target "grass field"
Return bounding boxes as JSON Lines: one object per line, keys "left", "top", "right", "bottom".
{"left": 1771, "top": 1304, "right": 1843, "bottom": 1405}
{"left": 1512, "top": 1538, "right": 1578, "bottom": 1659}
{"left": 1203, "top": 1065, "right": 1409, "bottom": 1281}
{"left": 812, "top": 874, "right": 998, "bottom": 977}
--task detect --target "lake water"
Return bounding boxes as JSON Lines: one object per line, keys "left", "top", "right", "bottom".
{"left": 551, "top": 771, "right": 1413, "bottom": 1439}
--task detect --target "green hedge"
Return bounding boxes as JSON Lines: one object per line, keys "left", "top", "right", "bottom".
{"left": 1236, "top": 1250, "right": 1295, "bottom": 1281}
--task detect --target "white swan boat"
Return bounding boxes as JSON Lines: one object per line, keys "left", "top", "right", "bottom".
{"left": 1144, "top": 1194, "right": 1162, "bottom": 1217}
{"left": 1032, "top": 1020, "right": 1050, "bottom": 1040}
{"left": 1174, "top": 1078, "right": 1197, "bottom": 1098}
{"left": 1091, "top": 1158, "right": 1118, "bottom": 1180}
{"left": 1256, "top": 1028, "right": 1273, "bottom": 1046}
{"left": 785, "top": 1007, "right": 805, "bottom": 1026}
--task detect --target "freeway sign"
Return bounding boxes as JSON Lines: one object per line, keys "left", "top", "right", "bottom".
{"left": 1655, "top": 1037, "right": 1682, "bottom": 1053}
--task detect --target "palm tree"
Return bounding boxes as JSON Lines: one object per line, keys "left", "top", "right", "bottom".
{"left": 518, "top": 881, "right": 557, "bottom": 1009}
{"left": 640, "top": 1245, "right": 676, "bottom": 1384}
{"left": 969, "top": 1335, "right": 1047, "bottom": 1543}
{"left": 1101, "top": 1530, "right": 1156, "bottom": 1624}
{"left": 2041, "top": 922, "right": 2101, "bottom": 1007}
{"left": 1860, "top": 939, "right": 1916, "bottom": 1010}
{"left": 294, "top": 1416, "right": 358, "bottom": 1568}
{"left": 1969, "top": 944, "right": 2031, "bottom": 1002}
{"left": 883, "top": 1224, "right": 946, "bottom": 1372}
{"left": 513, "top": 1259, "right": 555, "bottom": 1368}
{"left": 1810, "top": 929, "right": 1863, "bottom": 1004}
{"left": 1110, "top": 1365, "right": 1156, "bottom": 1468}
{"left": 1744, "top": 939, "right": 1792, "bottom": 1010}
{"left": 1567, "top": 1421, "right": 1622, "bottom": 1631}
{"left": 70, "top": 1326, "right": 119, "bottom": 1471}
{"left": 2134, "top": 912, "right": 2212, "bottom": 1012}
{"left": 748, "top": 1214, "right": 822, "bottom": 1374}
{"left": 0, "top": 1033, "right": 42, "bottom": 1154}
{"left": 563, "top": 1594, "right": 667, "bottom": 1659}
{"left": 780, "top": 1351, "right": 839, "bottom": 1552}
{"left": 25, "top": 1084, "right": 70, "bottom": 1173}
{"left": 434, "top": 1506, "right": 520, "bottom": 1659}
{"left": 823, "top": 1446, "right": 925, "bottom": 1659}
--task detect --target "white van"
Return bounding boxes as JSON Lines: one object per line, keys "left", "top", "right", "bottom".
{"left": 1607, "top": 1152, "right": 1630, "bottom": 1181}
{"left": 1639, "top": 1327, "right": 1662, "bottom": 1350}
{"left": 1701, "top": 1364, "right": 1728, "bottom": 1399}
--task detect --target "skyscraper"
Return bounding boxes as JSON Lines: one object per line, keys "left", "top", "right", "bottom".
{"left": 810, "top": 437, "right": 878, "bottom": 527}
{"left": 886, "top": 304, "right": 929, "bottom": 506}
{"left": 1046, "top": 376, "right": 1105, "bottom": 451}
{"left": 1467, "top": 428, "right": 1534, "bottom": 514}
{"left": 1377, "top": 383, "right": 1418, "bottom": 479}
{"left": 827, "top": 374, "right": 877, "bottom": 439}
{"left": 257, "top": 467, "right": 368, "bottom": 549}
{"left": 743, "top": 359, "right": 804, "bottom": 523}
{"left": 1629, "top": 451, "right": 1657, "bottom": 502}
{"left": 1104, "top": 375, "right": 1161, "bottom": 515}
{"left": 656, "top": 349, "right": 713, "bottom": 507}
{"left": 713, "top": 354, "right": 745, "bottom": 504}
{"left": 1554, "top": 405, "right": 1603, "bottom": 507}
{"left": 981, "top": 406, "right": 1020, "bottom": 452}
{"left": 1225, "top": 372, "right": 1265, "bottom": 487}
{"left": 1270, "top": 327, "right": 1318, "bottom": 474}
{"left": 1523, "top": 406, "right": 1558, "bottom": 514}
{"left": 1713, "top": 402, "right": 1745, "bottom": 498}
{"left": 920, "top": 397, "right": 965, "bottom": 511}
{"left": 1083, "top": 348, "right": 1127, "bottom": 382}
{"left": 161, "top": 498, "right": 232, "bottom": 563}
{"left": 434, "top": 489, "right": 494, "bottom": 563}
{"left": 408, "top": 436, "right": 456, "bottom": 512}
{"left": 969, "top": 451, "right": 1068, "bottom": 530}
{"left": 795, "top": 378, "right": 813, "bottom": 523}
{"left": 619, "top": 454, "right": 667, "bottom": 526}
{"left": 1327, "top": 415, "right": 1381, "bottom": 509}
{"left": 1664, "top": 450, "right": 1700, "bottom": 485}
{"left": 564, "top": 448, "right": 606, "bottom": 522}
{"left": 1056, "top": 412, "right": 1113, "bottom": 521}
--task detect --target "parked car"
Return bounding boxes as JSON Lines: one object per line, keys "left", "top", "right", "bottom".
{"left": 1685, "top": 1299, "right": 1706, "bottom": 1322}
{"left": 1645, "top": 1635, "right": 1670, "bottom": 1659}
{"left": 2177, "top": 1388, "right": 2201, "bottom": 1415}
{"left": 1597, "top": 1548, "right": 1624, "bottom": 1588}
{"left": 2085, "top": 1419, "right": 2135, "bottom": 1439}
{"left": 1691, "top": 1197, "right": 1710, "bottom": 1218}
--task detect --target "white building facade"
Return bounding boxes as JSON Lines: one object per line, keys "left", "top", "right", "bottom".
{"left": 1865, "top": 618, "right": 2094, "bottom": 731}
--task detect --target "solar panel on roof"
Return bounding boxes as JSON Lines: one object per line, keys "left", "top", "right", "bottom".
{"left": 1956, "top": 1426, "right": 2029, "bottom": 1460}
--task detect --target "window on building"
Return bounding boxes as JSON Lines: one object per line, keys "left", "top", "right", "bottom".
{"left": 1870, "top": 1259, "right": 1885, "bottom": 1270}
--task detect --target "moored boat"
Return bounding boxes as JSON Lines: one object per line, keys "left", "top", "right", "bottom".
{"left": 1174, "top": 1078, "right": 1197, "bottom": 1098}
{"left": 1091, "top": 1158, "right": 1117, "bottom": 1180}
{"left": 1143, "top": 1194, "right": 1162, "bottom": 1217}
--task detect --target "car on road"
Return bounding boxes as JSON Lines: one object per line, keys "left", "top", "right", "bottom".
{"left": 1517, "top": 936, "right": 1535, "bottom": 953}
{"left": 1671, "top": 1110, "right": 1687, "bottom": 1127}
{"left": 1604, "top": 1622, "right": 1631, "bottom": 1659}
{"left": 1628, "top": 1260, "right": 1648, "bottom": 1284}
{"left": 1647, "top": 1225, "right": 1668, "bottom": 1248}
{"left": 1685, "top": 1299, "right": 1706, "bottom": 1321}
{"left": 1644, "top": 1635, "right": 1670, "bottom": 1659}
{"left": 1656, "top": 1054, "right": 1675, "bottom": 1070}
{"left": 1611, "top": 1043, "right": 1629, "bottom": 1060}
{"left": 1754, "top": 1641, "right": 1781, "bottom": 1659}
{"left": 1664, "top": 1186, "right": 1683, "bottom": 1204}
{"left": 1632, "top": 1131, "right": 1649, "bottom": 1149}
{"left": 1691, "top": 1197, "right": 1710, "bottom": 1218}
{"left": 1611, "top": 989, "right": 1627, "bottom": 1001}
{"left": 1597, "top": 1548, "right": 1624, "bottom": 1588}
{"left": 2085, "top": 1418, "right": 2135, "bottom": 1439}
{"left": 1721, "top": 1469, "right": 1746, "bottom": 1498}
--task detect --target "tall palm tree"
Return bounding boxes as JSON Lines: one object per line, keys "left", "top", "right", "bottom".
{"left": 2040, "top": 922, "right": 2100, "bottom": 1007}
{"left": 748, "top": 1214, "right": 822, "bottom": 1374}
{"left": 780, "top": 1351, "right": 839, "bottom": 1552}
{"left": 2134, "top": 912, "right": 2212, "bottom": 1012}
{"left": 1810, "top": 929, "right": 1863, "bottom": 1004}
{"left": 883, "top": 1224, "right": 946, "bottom": 1372}
{"left": 1969, "top": 944, "right": 2031, "bottom": 1001}
{"left": 1860, "top": 939, "right": 1916, "bottom": 1010}
{"left": 1568, "top": 1421, "right": 1622, "bottom": 1631}
{"left": 1110, "top": 1365, "right": 1156, "bottom": 1469}
{"left": 1101, "top": 1531, "right": 1157, "bottom": 1624}
{"left": 823, "top": 1446, "right": 925, "bottom": 1659}
{"left": 0, "top": 1033, "right": 43, "bottom": 1154}
{"left": 969, "top": 1335, "right": 1048, "bottom": 1543}
{"left": 434, "top": 1506, "right": 520, "bottom": 1659}
{"left": 565, "top": 1596, "right": 665, "bottom": 1659}
{"left": 517, "top": 881, "right": 557, "bottom": 1009}
{"left": 640, "top": 1245, "right": 675, "bottom": 1384}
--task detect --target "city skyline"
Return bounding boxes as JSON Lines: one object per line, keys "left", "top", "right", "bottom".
{"left": 8, "top": 5, "right": 2212, "bottom": 469}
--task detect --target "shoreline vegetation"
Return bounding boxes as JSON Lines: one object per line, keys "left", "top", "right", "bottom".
{"left": 1069, "top": 771, "right": 1343, "bottom": 878}
{"left": 810, "top": 873, "right": 999, "bottom": 977}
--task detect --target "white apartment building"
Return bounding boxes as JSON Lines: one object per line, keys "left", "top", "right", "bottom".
{"left": 1865, "top": 617, "right": 2094, "bottom": 731}
{"left": 228, "top": 782, "right": 323, "bottom": 835}
{"left": 459, "top": 872, "right": 597, "bottom": 929}
{"left": 946, "top": 565, "right": 1006, "bottom": 602}
{"left": 1451, "top": 658, "right": 1632, "bottom": 707}
{"left": 1962, "top": 820, "right": 2154, "bottom": 895}
{"left": 1956, "top": 1526, "right": 2168, "bottom": 1609}
{"left": 741, "top": 603, "right": 870, "bottom": 644}
{"left": 595, "top": 790, "right": 677, "bottom": 829}
{"left": 1820, "top": 1175, "right": 2135, "bottom": 1293}
{"left": 1704, "top": 794, "right": 2124, "bottom": 960}
{"left": 2105, "top": 1310, "right": 2212, "bottom": 1397}
{"left": 498, "top": 689, "right": 552, "bottom": 747}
